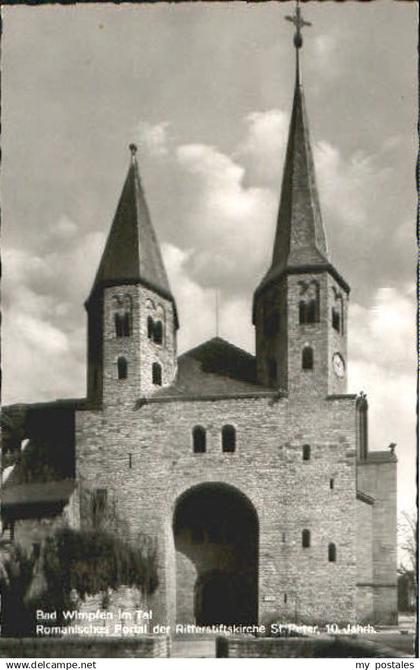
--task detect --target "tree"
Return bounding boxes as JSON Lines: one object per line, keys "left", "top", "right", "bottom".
{"left": 398, "top": 510, "right": 418, "bottom": 616}
{"left": 398, "top": 510, "right": 418, "bottom": 583}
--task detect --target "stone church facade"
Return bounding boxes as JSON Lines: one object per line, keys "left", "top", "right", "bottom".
{"left": 2, "top": 33, "right": 397, "bottom": 628}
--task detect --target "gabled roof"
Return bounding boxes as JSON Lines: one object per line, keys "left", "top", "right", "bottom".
{"left": 153, "top": 337, "right": 275, "bottom": 398}
{"left": 181, "top": 337, "right": 257, "bottom": 384}
{"left": 87, "top": 146, "right": 178, "bottom": 325}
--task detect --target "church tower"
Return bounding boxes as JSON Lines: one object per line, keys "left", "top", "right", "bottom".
{"left": 85, "top": 144, "right": 178, "bottom": 405}
{"left": 253, "top": 11, "right": 349, "bottom": 398}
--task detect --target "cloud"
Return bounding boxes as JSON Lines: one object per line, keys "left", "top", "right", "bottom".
{"left": 163, "top": 242, "right": 254, "bottom": 355}
{"left": 349, "top": 286, "right": 415, "bottom": 375}
{"left": 234, "top": 109, "right": 289, "bottom": 185}
{"left": 174, "top": 142, "right": 277, "bottom": 291}
{"left": 311, "top": 34, "right": 340, "bottom": 79}
{"left": 2, "top": 222, "right": 106, "bottom": 404}
{"left": 136, "top": 120, "right": 171, "bottom": 157}
{"left": 348, "top": 286, "right": 416, "bottom": 515}
{"left": 48, "top": 214, "right": 78, "bottom": 241}
{"left": 2, "top": 277, "right": 86, "bottom": 404}
{"left": 314, "top": 141, "right": 390, "bottom": 228}
{"left": 162, "top": 243, "right": 214, "bottom": 353}
{"left": 381, "top": 134, "right": 403, "bottom": 153}
{"left": 219, "top": 294, "right": 254, "bottom": 354}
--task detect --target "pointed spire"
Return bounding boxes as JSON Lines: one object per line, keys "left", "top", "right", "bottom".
{"left": 272, "top": 65, "right": 328, "bottom": 270}
{"left": 87, "top": 145, "right": 178, "bottom": 326}
{"left": 255, "top": 2, "right": 333, "bottom": 298}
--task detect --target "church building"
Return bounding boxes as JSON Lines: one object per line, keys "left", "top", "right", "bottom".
{"left": 2, "top": 9, "right": 397, "bottom": 627}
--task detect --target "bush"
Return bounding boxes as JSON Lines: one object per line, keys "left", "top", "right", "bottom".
{"left": 0, "top": 544, "right": 37, "bottom": 636}
{"left": 1, "top": 527, "right": 158, "bottom": 636}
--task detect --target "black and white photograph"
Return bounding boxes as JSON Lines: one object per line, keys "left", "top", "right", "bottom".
{"left": 0, "top": 0, "right": 417, "bottom": 661}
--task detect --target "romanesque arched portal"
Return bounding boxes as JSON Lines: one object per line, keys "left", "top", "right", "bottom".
{"left": 173, "top": 483, "right": 258, "bottom": 625}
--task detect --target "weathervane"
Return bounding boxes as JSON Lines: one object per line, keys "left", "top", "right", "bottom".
{"left": 285, "top": 0, "right": 312, "bottom": 50}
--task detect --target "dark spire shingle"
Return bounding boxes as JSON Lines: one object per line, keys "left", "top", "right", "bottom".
{"left": 87, "top": 149, "right": 177, "bottom": 324}
{"left": 255, "top": 72, "right": 329, "bottom": 296}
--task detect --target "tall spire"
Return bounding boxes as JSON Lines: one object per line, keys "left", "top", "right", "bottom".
{"left": 255, "top": 2, "right": 330, "bottom": 298}
{"left": 87, "top": 144, "right": 178, "bottom": 325}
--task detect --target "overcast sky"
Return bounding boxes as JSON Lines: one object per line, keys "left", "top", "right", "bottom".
{"left": 2, "top": 1, "right": 417, "bottom": 518}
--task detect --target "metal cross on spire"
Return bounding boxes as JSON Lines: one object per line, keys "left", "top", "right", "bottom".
{"left": 285, "top": 0, "right": 312, "bottom": 50}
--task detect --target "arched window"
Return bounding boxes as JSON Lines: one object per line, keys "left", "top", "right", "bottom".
{"left": 114, "top": 314, "right": 124, "bottom": 337}
{"left": 154, "top": 321, "right": 163, "bottom": 345}
{"left": 302, "top": 346, "right": 314, "bottom": 370}
{"left": 328, "top": 543, "right": 337, "bottom": 562}
{"left": 222, "top": 425, "right": 236, "bottom": 453}
{"left": 117, "top": 356, "right": 128, "bottom": 380}
{"left": 307, "top": 300, "right": 317, "bottom": 323}
{"left": 147, "top": 316, "right": 154, "bottom": 339}
{"left": 298, "top": 281, "right": 320, "bottom": 324}
{"left": 192, "top": 426, "right": 206, "bottom": 453}
{"left": 113, "top": 295, "right": 131, "bottom": 337}
{"left": 331, "top": 290, "right": 344, "bottom": 335}
{"left": 152, "top": 362, "right": 162, "bottom": 386}
{"left": 330, "top": 478, "right": 334, "bottom": 489}
{"left": 147, "top": 317, "right": 164, "bottom": 345}
{"left": 332, "top": 307, "right": 340, "bottom": 333}
{"left": 302, "top": 444, "right": 311, "bottom": 461}
{"left": 302, "top": 529, "right": 311, "bottom": 548}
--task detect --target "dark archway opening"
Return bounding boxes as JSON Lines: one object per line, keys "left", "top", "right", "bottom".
{"left": 173, "top": 483, "right": 258, "bottom": 626}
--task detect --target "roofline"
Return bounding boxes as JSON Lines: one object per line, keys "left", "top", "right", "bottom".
{"left": 356, "top": 490, "right": 375, "bottom": 505}
{"left": 326, "top": 394, "right": 358, "bottom": 401}
{"left": 252, "top": 263, "right": 350, "bottom": 322}
{"left": 85, "top": 277, "right": 179, "bottom": 329}
{"left": 179, "top": 336, "right": 256, "bottom": 364}
{"left": 135, "top": 390, "right": 285, "bottom": 408}
{"left": 356, "top": 582, "right": 397, "bottom": 588}
{"left": 358, "top": 452, "right": 398, "bottom": 465}
{"left": 2, "top": 398, "right": 87, "bottom": 413}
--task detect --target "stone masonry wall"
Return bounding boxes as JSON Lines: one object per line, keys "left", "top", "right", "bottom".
{"left": 355, "top": 497, "right": 373, "bottom": 622}
{"left": 357, "top": 460, "right": 397, "bottom": 623}
{"left": 326, "top": 275, "right": 348, "bottom": 397}
{"left": 102, "top": 284, "right": 176, "bottom": 404}
{"left": 254, "top": 278, "right": 288, "bottom": 389}
{"left": 76, "top": 392, "right": 358, "bottom": 627}
{"left": 287, "top": 273, "right": 331, "bottom": 399}
{"left": 356, "top": 498, "right": 373, "bottom": 583}
{"left": 255, "top": 271, "right": 348, "bottom": 398}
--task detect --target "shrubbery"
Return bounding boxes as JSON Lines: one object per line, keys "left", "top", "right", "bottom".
{"left": 0, "top": 542, "right": 37, "bottom": 636}
{"left": 0, "top": 528, "right": 158, "bottom": 636}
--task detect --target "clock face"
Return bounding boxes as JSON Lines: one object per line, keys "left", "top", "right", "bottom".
{"left": 333, "top": 353, "right": 345, "bottom": 378}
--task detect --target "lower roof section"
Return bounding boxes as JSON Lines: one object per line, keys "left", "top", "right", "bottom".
{"left": 2, "top": 478, "right": 75, "bottom": 509}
